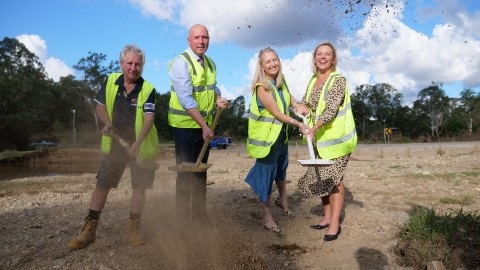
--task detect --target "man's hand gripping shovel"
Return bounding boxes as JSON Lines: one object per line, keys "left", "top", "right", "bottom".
{"left": 168, "top": 106, "right": 225, "bottom": 172}
{"left": 103, "top": 130, "right": 160, "bottom": 170}
{"left": 296, "top": 113, "right": 335, "bottom": 167}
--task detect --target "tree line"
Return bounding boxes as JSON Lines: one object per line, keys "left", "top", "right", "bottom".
{"left": 1, "top": 37, "right": 479, "bottom": 150}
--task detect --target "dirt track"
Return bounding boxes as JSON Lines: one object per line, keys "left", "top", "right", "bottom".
{"left": 1, "top": 141, "right": 479, "bottom": 269}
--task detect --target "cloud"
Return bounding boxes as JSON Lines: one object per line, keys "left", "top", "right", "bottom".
{"left": 345, "top": 0, "right": 480, "bottom": 100}
{"left": 129, "top": 0, "right": 383, "bottom": 48}
{"left": 16, "top": 34, "right": 48, "bottom": 59}
{"left": 239, "top": 50, "right": 312, "bottom": 109}
{"left": 129, "top": 0, "right": 179, "bottom": 21}
{"left": 131, "top": 0, "right": 480, "bottom": 103}
{"left": 244, "top": 0, "right": 479, "bottom": 105}
{"left": 16, "top": 34, "right": 74, "bottom": 82}
{"left": 43, "top": 58, "right": 75, "bottom": 82}
{"left": 281, "top": 52, "right": 315, "bottom": 101}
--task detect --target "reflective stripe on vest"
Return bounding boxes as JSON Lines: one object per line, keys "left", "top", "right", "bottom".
{"left": 168, "top": 51, "right": 216, "bottom": 128}
{"left": 317, "top": 128, "right": 356, "bottom": 147}
{"left": 170, "top": 83, "right": 216, "bottom": 93}
{"left": 247, "top": 80, "right": 290, "bottom": 158}
{"left": 101, "top": 73, "right": 159, "bottom": 160}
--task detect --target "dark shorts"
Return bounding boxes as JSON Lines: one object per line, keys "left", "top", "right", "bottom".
{"left": 96, "top": 142, "right": 155, "bottom": 189}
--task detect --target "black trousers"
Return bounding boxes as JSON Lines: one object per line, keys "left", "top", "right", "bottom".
{"left": 172, "top": 127, "right": 210, "bottom": 224}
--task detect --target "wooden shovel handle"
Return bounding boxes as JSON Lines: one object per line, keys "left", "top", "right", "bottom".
{"left": 103, "top": 130, "right": 136, "bottom": 157}
{"left": 102, "top": 129, "right": 159, "bottom": 170}
{"left": 195, "top": 107, "right": 224, "bottom": 167}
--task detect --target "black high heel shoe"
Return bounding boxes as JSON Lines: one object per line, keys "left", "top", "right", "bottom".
{"left": 324, "top": 226, "right": 341, "bottom": 241}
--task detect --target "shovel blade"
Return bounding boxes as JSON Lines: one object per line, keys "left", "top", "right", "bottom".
{"left": 168, "top": 162, "right": 213, "bottom": 172}
{"left": 297, "top": 159, "right": 335, "bottom": 167}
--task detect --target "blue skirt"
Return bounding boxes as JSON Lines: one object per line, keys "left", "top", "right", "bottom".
{"left": 245, "top": 136, "right": 289, "bottom": 203}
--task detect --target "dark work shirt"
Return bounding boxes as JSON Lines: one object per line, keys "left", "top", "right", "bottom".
{"left": 95, "top": 74, "right": 156, "bottom": 143}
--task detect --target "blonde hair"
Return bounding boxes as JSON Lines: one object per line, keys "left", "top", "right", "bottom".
{"left": 311, "top": 42, "right": 337, "bottom": 74}
{"left": 251, "top": 47, "right": 284, "bottom": 92}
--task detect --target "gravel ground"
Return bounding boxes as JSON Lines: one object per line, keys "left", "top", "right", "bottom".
{"left": 1, "top": 141, "right": 479, "bottom": 269}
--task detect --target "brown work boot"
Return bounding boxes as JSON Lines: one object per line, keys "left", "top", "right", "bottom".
{"left": 127, "top": 218, "right": 146, "bottom": 246}
{"left": 67, "top": 217, "right": 98, "bottom": 250}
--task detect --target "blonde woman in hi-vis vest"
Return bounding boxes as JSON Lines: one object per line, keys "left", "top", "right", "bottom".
{"left": 297, "top": 42, "right": 357, "bottom": 241}
{"left": 246, "top": 48, "right": 309, "bottom": 233}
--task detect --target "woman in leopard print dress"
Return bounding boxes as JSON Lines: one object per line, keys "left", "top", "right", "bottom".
{"left": 297, "top": 42, "right": 357, "bottom": 241}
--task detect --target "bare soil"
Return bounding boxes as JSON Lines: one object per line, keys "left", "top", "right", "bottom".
{"left": 1, "top": 142, "right": 479, "bottom": 270}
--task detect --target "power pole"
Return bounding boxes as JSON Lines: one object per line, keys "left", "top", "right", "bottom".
{"left": 71, "top": 109, "right": 76, "bottom": 145}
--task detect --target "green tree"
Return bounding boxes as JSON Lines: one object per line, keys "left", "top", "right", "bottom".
{"left": 230, "top": 95, "right": 247, "bottom": 118}
{"left": 444, "top": 89, "right": 480, "bottom": 138}
{"left": 0, "top": 37, "right": 53, "bottom": 150}
{"left": 412, "top": 82, "right": 450, "bottom": 140}
{"left": 154, "top": 92, "right": 171, "bottom": 141}
{"left": 392, "top": 105, "right": 418, "bottom": 139}
{"left": 216, "top": 96, "right": 248, "bottom": 140}
{"left": 459, "top": 89, "right": 480, "bottom": 136}
{"left": 53, "top": 76, "right": 98, "bottom": 138}
{"left": 351, "top": 84, "right": 374, "bottom": 140}
{"left": 73, "top": 52, "right": 119, "bottom": 129}
{"left": 368, "top": 83, "right": 402, "bottom": 126}
{"left": 351, "top": 83, "right": 403, "bottom": 141}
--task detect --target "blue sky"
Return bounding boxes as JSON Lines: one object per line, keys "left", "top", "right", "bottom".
{"left": 3, "top": 0, "right": 480, "bottom": 105}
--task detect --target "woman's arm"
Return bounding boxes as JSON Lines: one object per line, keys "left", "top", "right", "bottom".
{"left": 257, "top": 85, "right": 307, "bottom": 132}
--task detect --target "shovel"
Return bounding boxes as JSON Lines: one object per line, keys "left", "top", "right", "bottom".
{"left": 103, "top": 130, "right": 160, "bottom": 170}
{"left": 297, "top": 114, "right": 335, "bottom": 167}
{"left": 168, "top": 107, "right": 224, "bottom": 172}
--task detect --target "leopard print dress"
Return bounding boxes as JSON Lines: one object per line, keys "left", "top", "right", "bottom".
{"left": 297, "top": 76, "right": 351, "bottom": 198}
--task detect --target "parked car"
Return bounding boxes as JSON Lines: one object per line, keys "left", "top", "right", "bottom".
{"left": 29, "top": 140, "right": 57, "bottom": 150}
{"left": 209, "top": 137, "right": 232, "bottom": 149}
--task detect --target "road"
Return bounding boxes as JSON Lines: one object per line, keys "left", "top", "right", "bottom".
{"left": 356, "top": 141, "right": 478, "bottom": 149}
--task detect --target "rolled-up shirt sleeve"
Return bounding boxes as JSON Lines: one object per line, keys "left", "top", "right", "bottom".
{"left": 168, "top": 57, "right": 198, "bottom": 110}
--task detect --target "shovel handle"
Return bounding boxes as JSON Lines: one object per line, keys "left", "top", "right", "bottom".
{"left": 103, "top": 130, "right": 130, "bottom": 149}
{"left": 103, "top": 130, "right": 156, "bottom": 168}
{"left": 299, "top": 115, "right": 316, "bottom": 161}
{"left": 195, "top": 107, "right": 224, "bottom": 167}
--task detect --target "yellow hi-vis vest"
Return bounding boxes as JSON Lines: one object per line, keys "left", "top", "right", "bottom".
{"left": 101, "top": 73, "right": 159, "bottom": 161}
{"left": 247, "top": 80, "right": 291, "bottom": 158}
{"left": 305, "top": 71, "right": 357, "bottom": 159}
{"left": 168, "top": 51, "right": 217, "bottom": 128}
